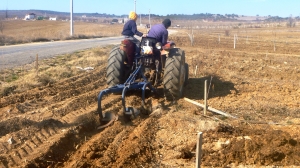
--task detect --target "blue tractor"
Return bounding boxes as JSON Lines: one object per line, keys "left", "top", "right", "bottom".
{"left": 97, "top": 37, "right": 189, "bottom": 129}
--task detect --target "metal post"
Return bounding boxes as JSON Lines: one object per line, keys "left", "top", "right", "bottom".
{"left": 149, "top": 9, "right": 151, "bottom": 28}
{"left": 134, "top": 0, "right": 136, "bottom": 13}
{"left": 196, "top": 132, "right": 203, "bottom": 168}
{"left": 204, "top": 80, "right": 207, "bottom": 115}
{"left": 70, "top": 0, "right": 73, "bottom": 36}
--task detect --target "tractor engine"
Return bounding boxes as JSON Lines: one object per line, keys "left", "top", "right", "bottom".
{"left": 139, "top": 37, "right": 161, "bottom": 66}
{"left": 137, "top": 37, "right": 162, "bottom": 86}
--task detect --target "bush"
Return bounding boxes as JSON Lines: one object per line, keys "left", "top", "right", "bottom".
{"left": 32, "top": 38, "right": 50, "bottom": 42}
{"left": 0, "top": 85, "right": 17, "bottom": 97}
{"left": 60, "top": 71, "right": 73, "bottom": 78}
{"left": 38, "top": 74, "right": 55, "bottom": 86}
{"left": 0, "top": 35, "right": 18, "bottom": 46}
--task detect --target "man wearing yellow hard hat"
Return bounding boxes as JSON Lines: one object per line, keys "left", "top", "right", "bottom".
{"left": 121, "top": 11, "right": 144, "bottom": 54}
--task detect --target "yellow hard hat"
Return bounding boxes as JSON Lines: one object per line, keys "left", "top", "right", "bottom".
{"left": 129, "top": 11, "right": 137, "bottom": 20}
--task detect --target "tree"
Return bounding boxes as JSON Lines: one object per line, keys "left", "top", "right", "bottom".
{"left": 287, "top": 15, "right": 295, "bottom": 27}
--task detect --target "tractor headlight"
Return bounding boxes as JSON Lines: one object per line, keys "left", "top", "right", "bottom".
{"left": 156, "top": 42, "right": 162, "bottom": 50}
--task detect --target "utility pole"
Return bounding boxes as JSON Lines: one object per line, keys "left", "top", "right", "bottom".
{"left": 134, "top": 0, "right": 136, "bottom": 13}
{"left": 5, "top": 8, "right": 8, "bottom": 19}
{"left": 70, "top": 0, "right": 74, "bottom": 36}
{"left": 6, "top": 0, "right": 8, "bottom": 18}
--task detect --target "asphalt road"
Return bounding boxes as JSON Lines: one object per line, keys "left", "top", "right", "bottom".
{"left": 0, "top": 36, "right": 124, "bottom": 70}
{"left": 0, "top": 29, "right": 178, "bottom": 70}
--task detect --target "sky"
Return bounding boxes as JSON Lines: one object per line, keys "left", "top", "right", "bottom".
{"left": 1, "top": 0, "right": 300, "bottom": 17}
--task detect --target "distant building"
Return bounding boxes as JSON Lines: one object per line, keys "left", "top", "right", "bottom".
{"left": 24, "top": 13, "right": 36, "bottom": 20}
{"left": 49, "top": 17, "right": 57, "bottom": 21}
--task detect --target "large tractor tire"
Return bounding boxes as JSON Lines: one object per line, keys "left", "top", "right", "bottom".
{"left": 106, "top": 46, "right": 126, "bottom": 87}
{"left": 163, "top": 48, "right": 186, "bottom": 99}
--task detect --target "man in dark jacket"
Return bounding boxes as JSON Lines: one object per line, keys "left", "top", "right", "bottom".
{"left": 147, "top": 19, "right": 171, "bottom": 46}
{"left": 121, "top": 11, "right": 143, "bottom": 54}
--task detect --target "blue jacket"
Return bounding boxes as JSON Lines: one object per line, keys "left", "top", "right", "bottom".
{"left": 147, "top": 24, "right": 168, "bottom": 45}
{"left": 122, "top": 20, "right": 143, "bottom": 37}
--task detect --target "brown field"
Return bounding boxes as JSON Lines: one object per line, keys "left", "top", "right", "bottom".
{"left": 0, "top": 20, "right": 125, "bottom": 45}
{"left": 0, "top": 20, "right": 300, "bottom": 167}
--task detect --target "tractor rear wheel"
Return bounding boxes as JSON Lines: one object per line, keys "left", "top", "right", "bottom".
{"left": 106, "top": 45, "right": 125, "bottom": 87}
{"left": 163, "top": 48, "right": 186, "bottom": 99}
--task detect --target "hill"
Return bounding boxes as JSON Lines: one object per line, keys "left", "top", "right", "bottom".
{"left": 0, "top": 9, "right": 290, "bottom": 22}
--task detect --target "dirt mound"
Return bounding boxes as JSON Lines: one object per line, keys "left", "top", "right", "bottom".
{"left": 203, "top": 124, "right": 300, "bottom": 167}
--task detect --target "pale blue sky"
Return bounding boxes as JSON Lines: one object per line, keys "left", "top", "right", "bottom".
{"left": 2, "top": 0, "right": 299, "bottom": 17}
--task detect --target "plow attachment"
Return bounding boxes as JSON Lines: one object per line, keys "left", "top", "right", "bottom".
{"left": 97, "top": 64, "right": 155, "bottom": 129}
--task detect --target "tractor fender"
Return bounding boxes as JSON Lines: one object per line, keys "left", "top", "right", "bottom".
{"left": 120, "top": 39, "right": 135, "bottom": 65}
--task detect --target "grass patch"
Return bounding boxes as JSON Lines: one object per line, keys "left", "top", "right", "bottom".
{"left": 4, "top": 73, "right": 19, "bottom": 82}
{"left": 64, "top": 34, "right": 103, "bottom": 40}
{"left": 60, "top": 71, "right": 73, "bottom": 78}
{"left": 219, "top": 115, "right": 228, "bottom": 120}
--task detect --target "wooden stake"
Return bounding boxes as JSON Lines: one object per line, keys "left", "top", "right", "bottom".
{"left": 184, "top": 97, "right": 237, "bottom": 118}
{"left": 204, "top": 80, "right": 207, "bottom": 115}
{"left": 234, "top": 34, "right": 236, "bottom": 49}
{"left": 196, "top": 132, "right": 203, "bottom": 168}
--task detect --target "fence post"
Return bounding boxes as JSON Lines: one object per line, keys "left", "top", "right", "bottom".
{"left": 196, "top": 132, "right": 203, "bottom": 168}
{"left": 234, "top": 34, "right": 236, "bottom": 49}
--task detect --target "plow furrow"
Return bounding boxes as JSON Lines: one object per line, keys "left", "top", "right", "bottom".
{"left": 0, "top": 91, "right": 128, "bottom": 167}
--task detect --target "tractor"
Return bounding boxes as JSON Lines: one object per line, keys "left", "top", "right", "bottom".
{"left": 96, "top": 37, "right": 189, "bottom": 129}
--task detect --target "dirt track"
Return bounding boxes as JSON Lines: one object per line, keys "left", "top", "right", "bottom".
{"left": 0, "top": 28, "right": 300, "bottom": 167}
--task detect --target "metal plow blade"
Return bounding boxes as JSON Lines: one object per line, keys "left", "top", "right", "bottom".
{"left": 97, "top": 112, "right": 118, "bottom": 130}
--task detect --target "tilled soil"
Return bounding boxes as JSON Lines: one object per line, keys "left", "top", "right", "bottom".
{"left": 0, "top": 31, "right": 300, "bottom": 168}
